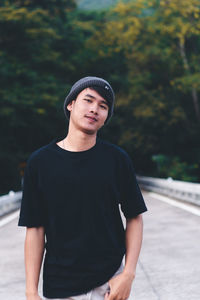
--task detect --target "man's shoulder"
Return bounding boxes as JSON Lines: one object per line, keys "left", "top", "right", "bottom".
{"left": 26, "top": 139, "right": 54, "bottom": 167}
{"left": 98, "top": 138, "right": 130, "bottom": 160}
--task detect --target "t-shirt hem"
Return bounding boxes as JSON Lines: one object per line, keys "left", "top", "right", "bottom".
{"left": 18, "top": 221, "right": 44, "bottom": 227}
{"left": 124, "top": 206, "right": 147, "bottom": 219}
{"left": 43, "top": 257, "right": 124, "bottom": 299}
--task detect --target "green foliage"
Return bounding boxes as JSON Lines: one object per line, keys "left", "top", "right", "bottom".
{"left": 85, "top": 0, "right": 200, "bottom": 179}
{"left": 152, "top": 154, "right": 198, "bottom": 182}
{"left": 1, "top": 0, "right": 200, "bottom": 194}
{"left": 0, "top": 0, "right": 85, "bottom": 194}
{"left": 171, "top": 73, "right": 200, "bottom": 92}
{"left": 77, "top": 0, "right": 119, "bottom": 10}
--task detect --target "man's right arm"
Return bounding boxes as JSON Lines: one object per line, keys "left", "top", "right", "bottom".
{"left": 25, "top": 226, "right": 45, "bottom": 300}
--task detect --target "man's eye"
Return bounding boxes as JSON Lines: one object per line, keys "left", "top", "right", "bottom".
{"left": 84, "top": 99, "right": 92, "bottom": 102}
{"left": 100, "top": 105, "right": 107, "bottom": 109}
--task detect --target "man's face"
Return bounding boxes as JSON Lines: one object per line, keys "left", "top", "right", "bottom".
{"left": 67, "top": 88, "right": 109, "bottom": 135}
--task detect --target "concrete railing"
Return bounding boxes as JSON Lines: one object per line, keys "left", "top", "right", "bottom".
{"left": 137, "top": 175, "right": 200, "bottom": 207}
{"left": 0, "top": 191, "right": 22, "bottom": 217}
{"left": 1, "top": 175, "right": 200, "bottom": 217}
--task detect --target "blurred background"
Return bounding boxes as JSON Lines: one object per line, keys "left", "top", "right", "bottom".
{"left": 1, "top": 2, "right": 200, "bottom": 300}
{"left": 1, "top": 0, "right": 200, "bottom": 195}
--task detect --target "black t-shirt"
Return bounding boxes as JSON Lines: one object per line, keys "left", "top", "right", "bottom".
{"left": 18, "top": 137, "right": 147, "bottom": 299}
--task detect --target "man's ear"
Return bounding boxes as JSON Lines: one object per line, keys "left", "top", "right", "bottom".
{"left": 67, "top": 100, "right": 75, "bottom": 112}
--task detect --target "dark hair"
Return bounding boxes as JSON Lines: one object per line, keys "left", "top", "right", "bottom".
{"left": 84, "top": 86, "right": 109, "bottom": 106}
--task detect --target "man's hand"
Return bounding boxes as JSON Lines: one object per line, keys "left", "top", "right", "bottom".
{"left": 104, "top": 271, "right": 134, "bottom": 300}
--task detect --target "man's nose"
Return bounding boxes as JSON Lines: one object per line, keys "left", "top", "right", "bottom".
{"left": 90, "top": 103, "right": 98, "bottom": 114}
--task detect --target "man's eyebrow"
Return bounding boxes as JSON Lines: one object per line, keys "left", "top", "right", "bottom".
{"left": 84, "top": 94, "right": 108, "bottom": 106}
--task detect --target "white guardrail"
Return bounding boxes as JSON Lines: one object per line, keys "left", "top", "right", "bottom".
{"left": 1, "top": 176, "right": 200, "bottom": 217}
{"left": 0, "top": 191, "right": 22, "bottom": 217}
{"left": 137, "top": 176, "right": 200, "bottom": 207}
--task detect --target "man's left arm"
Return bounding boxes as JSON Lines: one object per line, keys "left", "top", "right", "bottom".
{"left": 124, "top": 214, "right": 143, "bottom": 278}
{"left": 105, "top": 214, "right": 143, "bottom": 300}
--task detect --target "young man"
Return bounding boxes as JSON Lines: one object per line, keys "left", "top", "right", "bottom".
{"left": 18, "top": 76, "right": 147, "bottom": 300}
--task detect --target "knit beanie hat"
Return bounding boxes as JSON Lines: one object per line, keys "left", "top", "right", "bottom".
{"left": 63, "top": 76, "right": 115, "bottom": 124}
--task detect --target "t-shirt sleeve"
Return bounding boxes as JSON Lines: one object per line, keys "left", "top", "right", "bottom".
{"left": 18, "top": 155, "right": 45, "bottom": 227}
{"left": 119, "top": 151, "right": 147, "bottom": 219}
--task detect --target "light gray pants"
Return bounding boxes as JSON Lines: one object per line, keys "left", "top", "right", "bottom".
{"left": 44, "top": 262, "right": 124, "bottom": 300}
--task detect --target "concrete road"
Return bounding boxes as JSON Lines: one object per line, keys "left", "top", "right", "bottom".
{"left": 0, "top": 191, "right": 200, "bottom": 300}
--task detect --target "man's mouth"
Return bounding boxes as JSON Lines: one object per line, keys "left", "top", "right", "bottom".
{"left": 85, "top": 116, "right": 97, "bottom": 122}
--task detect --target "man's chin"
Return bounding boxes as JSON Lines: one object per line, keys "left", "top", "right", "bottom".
{"left": 75, "top": 121, "right": 104, "bottom": 135}
{"left": 81, "top": 127, "right": 98, "bottom": 135}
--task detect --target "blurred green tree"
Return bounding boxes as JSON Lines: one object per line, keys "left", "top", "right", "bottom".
{"left": 85, "top": 0, "right": 200, "bottom": 179}
{"left": 0, "top": 0, "right": 86, "bottom": 193}
{"left": 1, "top": 0, "right": 200, "bottom": 194}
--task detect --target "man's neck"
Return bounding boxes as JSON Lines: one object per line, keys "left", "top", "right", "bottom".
{"left": 63, "top": 131, "right": 97, "bottom": 152}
